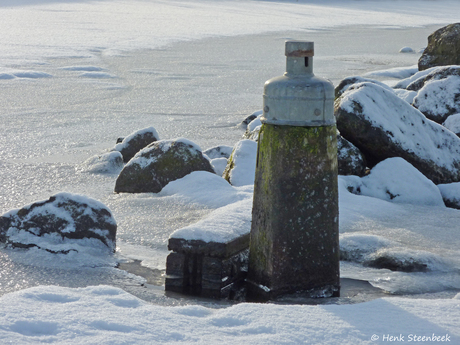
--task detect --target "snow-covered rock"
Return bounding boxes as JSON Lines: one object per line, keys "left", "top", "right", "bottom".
{"left": 334, "top": 76, "right": 394, "bottom": 99}
{"left": 412, "top": 74, "right": 460, "bottom": 124}
{"left": 222, "top": 140, "right": 257, "bottom": 186}
{"left": 113, "top": 127, "right": 159, "bottom": 163}
{"left": 437, "top": 182, "right": 460, "bottom": 209}
{"left": 340, "top": 233, "right": 447, "bottom": 272}
{"left": 202, "top": 145, "right": 233, "bottom": 159}
{"left": 399, "top": 46, "right": 415, "bottom": 53}
{"left": 337, "top": 134, "right": 366, "bottom": 176}
{"left": 335, "top": 82, "right": 460, "bottom": 184}
{"left": 239, "top": 110, "right": 262, "bottom": 130}
{"left": 443, "top": 113, "right": 460, "bottom": 136}
{"left": 353, "top": 158, "right": 445, "bottom": 206}
{"left": 392, "top": 66, "right": 438, "bottom": 89}
{"left": 406, "top": 65, "right": 460, "bottom": 91}
{"left": 115, "top": 138, "right": 214, "bottom": 193}
{"left": 418, "top": 23, "right": 460, "bottom": 70}
{"left": 203, "top": 145, "right": 233, "bottom": 176}
{"left": 393, "top": 88, "right": 417, "bottom": 104}
{"left": 242, "top": 114, "right": 262, "bottom": 141}
{"left": 80, "top": 151, "right": 124, "bottom": 174}
{"left": 0, "top": 193, "right": 117, "bottom": 253}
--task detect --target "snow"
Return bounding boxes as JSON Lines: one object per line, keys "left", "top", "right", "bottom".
{"left": 1, "top": 0, "right": 460, "bottom": 343}
{"left": 365, "top": 65, "right": 418, "bottom": 79}
{"left": 438, "top": 182, "right": 460, "bottom": 205}
{"left": 443, "top": 113, "right": 460, "bottom": 134}
{"left": 399, "top": 47, "right": 415, "bottom": 53}
{"left": 393, "top": 67, "right": 439, "bottom": 89}
{"left": 393, "top": 88, "right": 417, "bottom": 104}
{"left": 225, "top": 140, "right": 258, "bottom": 186}
{"left": 160, "top": 171, "right": 253, "bottom": 209}
{"left": 0, "top": 284, "right": 459, "bottom": 344}
{"left": 352, "top": 157, "right": 445, "bottom": 206}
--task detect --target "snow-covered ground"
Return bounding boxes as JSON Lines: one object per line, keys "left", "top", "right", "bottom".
{"left": 1, "top": 0, "right": 460, "bottom": 343}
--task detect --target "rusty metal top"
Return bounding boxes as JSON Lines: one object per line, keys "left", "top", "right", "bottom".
{"left": 285, "top": 41, "right": 314, "bottom": 57}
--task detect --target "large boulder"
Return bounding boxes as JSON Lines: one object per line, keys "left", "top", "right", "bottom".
{"left": 418, "top": 23, "right": 460, "bottom": 71}
{"left": 114, "top": 138, "right": 214, "bottom": 193}
{"left": 337, "top": 134, "right": 367, "bottom": 176}
{"left": 335, "top": 82, "right": 460, "bottom": 184}
{"left": 113, "top": 127, "right": 160, "bottom": 163}
{"left": 0, "top": 193, "right": 117, "bottom": 253}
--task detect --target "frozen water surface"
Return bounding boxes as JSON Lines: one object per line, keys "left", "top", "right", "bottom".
{"left": 1, "top": 0, "right": 460, "bottom": 308}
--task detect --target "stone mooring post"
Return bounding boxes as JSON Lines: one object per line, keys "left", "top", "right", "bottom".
{"left": 247, "top": 41, "right": 340, "bottom": 301}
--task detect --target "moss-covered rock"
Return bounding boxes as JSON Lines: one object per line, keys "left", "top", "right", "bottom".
{"left": 114, "top": 138, "right": 214, "bottom": 193}
{"left": 418, "top": 23, "right": 460, "bottom": 71}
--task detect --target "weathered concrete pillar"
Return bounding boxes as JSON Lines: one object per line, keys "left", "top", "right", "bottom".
{"left": 247, "top": 41, "right": 339, "bottom": 301}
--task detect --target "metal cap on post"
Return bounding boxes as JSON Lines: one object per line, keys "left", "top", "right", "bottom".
{"left": 262, "top": 41, "right": 335, "bottom": 127}
{"left": 247, "top": 40, "right": 339, "bottom": 301}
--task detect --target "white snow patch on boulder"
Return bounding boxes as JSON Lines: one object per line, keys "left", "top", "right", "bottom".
{"left": 413, "top": 75, "right": 460, "bottom": 122}
{"left": 437, "top": 182, "right": 460, "bottom": 208}
{"left": 393, "top": 66, "right": 438, "bottom": 89}
{"left": 358, "top": 158, "right": 445, "bottom": 206}
{"left": 443, "top": 113, "right": 460, "bottom": 135}
{"left": 224, "top": 139, "right": 257, "bottom": 186}
{"left": 393, "top": 88, "right": 417, "bottom": 104}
